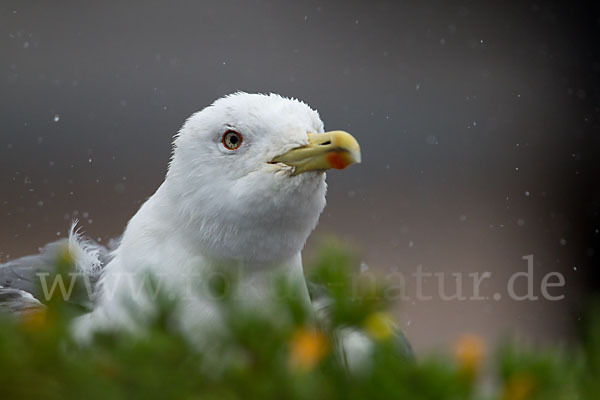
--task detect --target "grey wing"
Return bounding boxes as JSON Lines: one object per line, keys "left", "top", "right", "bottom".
{"left": 0, "top": 240, "right": 69, "bottom": 295}
{"left": 0, "top": 287, "right": 44, "bottom": 315}
{"left": 0, "top": 239, "right": 112, "bottom": 315}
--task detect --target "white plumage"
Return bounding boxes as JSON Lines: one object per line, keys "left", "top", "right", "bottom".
{"left": 71, "top": 92, "right": 361, "bottom": 340}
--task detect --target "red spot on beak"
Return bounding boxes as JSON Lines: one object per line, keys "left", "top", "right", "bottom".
{"left": 326, "top": 152, "right": 350, "bottom": 170}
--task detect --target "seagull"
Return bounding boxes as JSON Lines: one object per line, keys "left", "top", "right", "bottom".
{"left": 1, "top": 92, "right": 361, "bottom": 340}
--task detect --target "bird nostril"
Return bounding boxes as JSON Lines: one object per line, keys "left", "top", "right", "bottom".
{"left": 320, "top": 141, "right": 331, "bottom": 146}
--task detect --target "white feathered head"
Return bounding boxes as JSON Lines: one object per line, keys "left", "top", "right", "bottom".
{"left": 165, "top": 93, "right": 360, "bottom": 263}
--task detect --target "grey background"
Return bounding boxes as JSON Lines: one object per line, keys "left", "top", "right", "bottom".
{"left": 1, "top": 1, "right": 599, "bottom": 352}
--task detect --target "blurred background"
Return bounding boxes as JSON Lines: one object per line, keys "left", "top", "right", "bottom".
{"left": 1, "top": 0, "right": 598, "bottom": 353}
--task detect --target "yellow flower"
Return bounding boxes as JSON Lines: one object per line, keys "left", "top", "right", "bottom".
{"left": 21, "top": 308, "right": 50, "bottom": 331}
{"left": 289, "top": 328, "right": 329, "bottom": 371}
{"left": 502, "top": 374, "right": 536, "bottom": 400}
{"left": 363, "top": 312, "right": 395, "bottom": 341}
{"left": 454, "top": 333, "right": 485, "bottom": 377}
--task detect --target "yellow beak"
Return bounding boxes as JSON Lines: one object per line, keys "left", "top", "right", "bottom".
{"left": 271, "top": 131, "right": 361, "bottom": 176}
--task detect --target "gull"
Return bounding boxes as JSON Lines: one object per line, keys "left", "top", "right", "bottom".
{"left": 1, "top": 93, "right": 361, "bottom": 340}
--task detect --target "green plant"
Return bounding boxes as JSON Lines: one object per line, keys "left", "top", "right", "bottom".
{"left": 0, "top": 243, "right": 597, "bottom": 400}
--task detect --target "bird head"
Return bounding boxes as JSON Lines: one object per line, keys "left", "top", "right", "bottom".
{"left": 165, "top": 93, "right": 360, "bottom": 264}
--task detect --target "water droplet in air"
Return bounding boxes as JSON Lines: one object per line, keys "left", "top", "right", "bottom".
{"left": 360, "top": 262, "right": 369, "bottom": 273}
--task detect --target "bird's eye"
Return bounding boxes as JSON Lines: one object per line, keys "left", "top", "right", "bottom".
{"left": 222, "top": 130, "right": 243, "bottom": 150}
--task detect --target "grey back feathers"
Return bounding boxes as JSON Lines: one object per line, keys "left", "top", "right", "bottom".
{"left": 0, "top": 239, "right": 112, "bottom": 315}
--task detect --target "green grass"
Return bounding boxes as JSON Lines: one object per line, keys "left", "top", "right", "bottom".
{"left": 0, "top": 243, "right": 598, "bottom": 399}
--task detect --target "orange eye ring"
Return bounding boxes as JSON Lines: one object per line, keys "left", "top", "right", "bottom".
{"left": 222, "top": 130, "right": 243, "bottom": 150}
